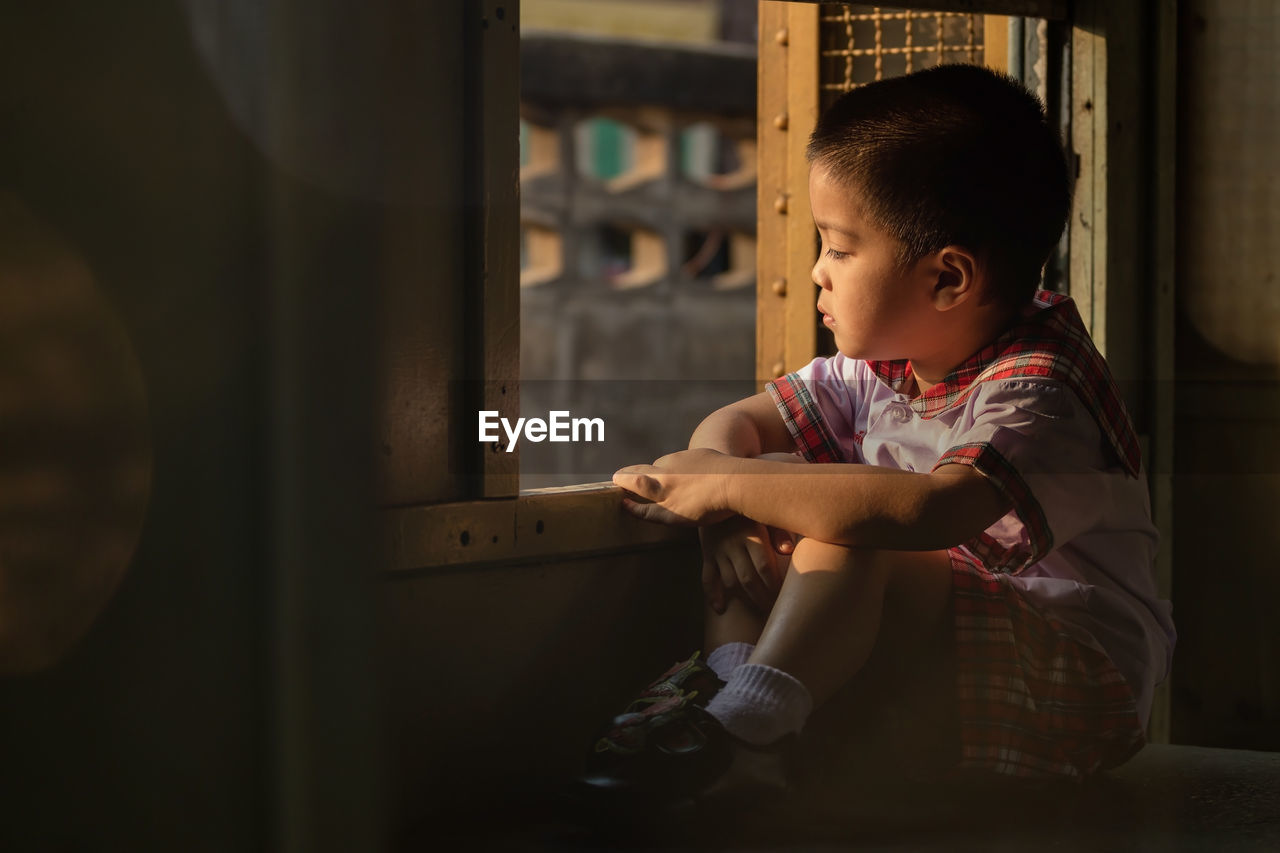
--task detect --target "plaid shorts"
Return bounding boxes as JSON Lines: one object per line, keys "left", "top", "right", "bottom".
{"left": 949, "top": 548, "right": 1147, "bottom": 779}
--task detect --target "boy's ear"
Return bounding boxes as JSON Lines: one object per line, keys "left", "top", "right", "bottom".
{"left": 929, "top": 246, "right": 980, "bottom": 310}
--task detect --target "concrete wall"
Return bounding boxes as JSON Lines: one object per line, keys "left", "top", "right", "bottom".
{"left": 518, "top": 33, "right": 758, "bottom": 486}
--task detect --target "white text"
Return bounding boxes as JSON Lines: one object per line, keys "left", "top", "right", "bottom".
{"left": 478, "top": 410, "right": 604, "bottom": 451}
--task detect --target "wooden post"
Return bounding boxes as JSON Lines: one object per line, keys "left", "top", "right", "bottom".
{"left": 984, "top": 15, "right": 1010, "bottom": 72}
{"left": 1069, "top": 4, "right": 1104, "bottom": 353}
{"left": 467, "top": 0, "right": 521, "bottom": 497}
{"left": 756, "top": 1, "right": 820, "bottom": 388}
{"left": 783, "top": 2, "right": 820, "bottom": 378}
{"left": 1146, "top": 0, "right": 1178, "bottom": 747}
{"left": 756, "top": 1, "right": 791, "bottom": 387}
{"left": 1071, "top": 0, "right": 1173, "bottom": 740}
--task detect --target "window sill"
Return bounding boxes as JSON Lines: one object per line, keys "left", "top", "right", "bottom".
{"left": 382, "top": 483, "right": 696, "bottom": 573}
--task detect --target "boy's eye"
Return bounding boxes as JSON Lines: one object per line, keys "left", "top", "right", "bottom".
{"left": 825, "top": 247, "right": 848, "bottom": 261}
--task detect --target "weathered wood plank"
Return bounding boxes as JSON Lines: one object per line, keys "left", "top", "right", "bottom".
{"left": 757, "top": 1, "right": 791, "bottom": 387}
{"left": 784, "top": 2, "right": 820, "bottom": 376}
{"left": 1068, "top": 9, "right": 1101, "bottom": 350}
{"left": 1100, "top": 0, "right": 1144, "bottom": 400}
{"left": 1146, "top": 0, "right": 1178, "bottom": 747}
{"left": 471, "top": 0, "right": 521, "bottom": 497}
{"left": 983, "top": 15, "right": 1010, "bottom": 72}
{"left": 384, "top": 487, "right": 694, "bottom": 572}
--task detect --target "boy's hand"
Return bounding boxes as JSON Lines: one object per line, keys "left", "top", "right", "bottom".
{"left": 699, "top": 516, "right": 795, "bottom": 614}
{"left": 613, "top": 448, "right": 738, "bottom": 527}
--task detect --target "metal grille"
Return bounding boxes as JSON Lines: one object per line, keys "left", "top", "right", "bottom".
{"left": 820, "top": 5, "right": 984, "bottom": 109}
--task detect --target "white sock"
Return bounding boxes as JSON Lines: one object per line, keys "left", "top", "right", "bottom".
{"left": 705, "top": 642, "right": 754, "bottom": 681}
{"left": 704, "top": 662, "right": 813, "bottom": 745}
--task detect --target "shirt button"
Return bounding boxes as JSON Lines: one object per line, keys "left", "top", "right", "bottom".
{"left": 893, "top": 406, "right": 911, "bottom": 423}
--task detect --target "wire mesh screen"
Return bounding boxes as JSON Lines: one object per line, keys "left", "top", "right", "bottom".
{"left": 819, "top": 5, "right": 984, "bottom": 110}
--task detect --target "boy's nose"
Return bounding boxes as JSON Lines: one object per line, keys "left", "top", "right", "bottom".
{"left": 811, "top": 259, "right": 831, "bottom": 289}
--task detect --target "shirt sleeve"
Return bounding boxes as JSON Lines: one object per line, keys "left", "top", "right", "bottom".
{"left": 764, "top": 355, "right": 866, "bottom": 464}
{"left": 934, "top": 379, "right": 1122, "bottom": 573}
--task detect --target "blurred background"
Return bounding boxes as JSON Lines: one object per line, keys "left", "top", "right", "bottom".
{"left": 518, "top": 0, "right": 760, "bottom": 487}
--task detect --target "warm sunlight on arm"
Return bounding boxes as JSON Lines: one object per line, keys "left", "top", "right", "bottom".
{"left": 726, "top": 459, "right": 1011, "bottom": 550}
{"left": 688, "top": 392, "right": 796, "bottom": 458}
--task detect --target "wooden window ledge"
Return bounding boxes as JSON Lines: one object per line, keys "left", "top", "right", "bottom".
{"left": 382, "top": 484, "right": 696, "bottom": 573}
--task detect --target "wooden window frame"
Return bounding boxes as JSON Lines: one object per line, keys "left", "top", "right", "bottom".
{"left": 382, "top": 0, "right": 693, "bottom": 576}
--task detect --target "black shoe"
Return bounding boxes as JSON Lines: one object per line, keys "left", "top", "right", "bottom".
{"left": 568, "top": 699, "right": 799, "bottom": 826}
{"left": 587, "top": 651, "right": 726, "bottom": 770}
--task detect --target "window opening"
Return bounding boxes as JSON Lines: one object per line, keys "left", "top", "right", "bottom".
{"left": 682, "top": 229, "right": 731, "bottom": 280}
{"left": 680, "top": 121, "right": 756, "bottom": 191}
{"left": 574, "top": 116, "right": 637, "bottom": 182}
{"left": 519, "top": 2, "right": 757, "bottom": 490}
{"left": 520, "top": 222, "right": 563, "bottom": 288}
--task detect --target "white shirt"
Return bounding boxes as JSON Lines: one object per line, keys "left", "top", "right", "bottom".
{"left": 774, "top": 353, "right": 1176, "bottom": 725}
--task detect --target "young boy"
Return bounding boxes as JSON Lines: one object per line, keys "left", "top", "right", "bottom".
{"left": 576, "top": 64, "right": 1174, "bottom": 809}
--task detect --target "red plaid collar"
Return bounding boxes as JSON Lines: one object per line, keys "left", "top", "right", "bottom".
{"left": 868, "top": 291, "right": 1142, "bottom": 477}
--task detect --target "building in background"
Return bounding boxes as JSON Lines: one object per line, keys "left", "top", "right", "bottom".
{"left": 519, "top": 0, "right": 759, "bottom": 488}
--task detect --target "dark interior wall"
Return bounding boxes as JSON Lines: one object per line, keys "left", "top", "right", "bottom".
{"left": 1169, "top": 1, "right": 1280, "bottom": 752}
{"left": 1170, "top": 348, "right": 1280, "bottom": 751}
{"left": 0, "top": 2, "right": 272, "bottom": 847}
{"left": 0, "top": 1, "right": 704, "bottom": 848}
{"left": 0, "top": 0, "right": 466, "bottom": 847}
{"left": 378, "top": 545, "right": 704, "bottom": 835}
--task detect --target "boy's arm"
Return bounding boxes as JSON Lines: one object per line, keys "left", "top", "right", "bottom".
{"left": 728, "top": 458, "right": 1009, "bottom": 549}
{"left": 681, "top": 393, "right": 799, "bottom": 613}
{"left": 685, "top": 392, "right": 797, "bottom": 458}
{"left": 614, "top": 451, "right": 1011, "bottom": 551}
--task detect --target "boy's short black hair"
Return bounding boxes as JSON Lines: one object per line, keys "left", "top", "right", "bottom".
{"left": 807, "top": 63, "right": 1070, "bottom": 306}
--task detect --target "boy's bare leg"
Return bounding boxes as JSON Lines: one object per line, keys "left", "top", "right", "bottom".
{"left": 702, "top": 593, "right": 768, "bottom": 651}
{"left": 748, "top": 538, "right": 952, "bottom": 707}
{"left": 700, "top": 450, "right": 807, "bottom": 655}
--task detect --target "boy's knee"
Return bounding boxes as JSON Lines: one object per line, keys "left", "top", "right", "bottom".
{"left": 788, "top": 538, "right": 889, "bottom": 579}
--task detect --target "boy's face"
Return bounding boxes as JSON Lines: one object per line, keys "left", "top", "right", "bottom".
{"left": 808, "top": 167, "right": 940, "bottom": 363}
